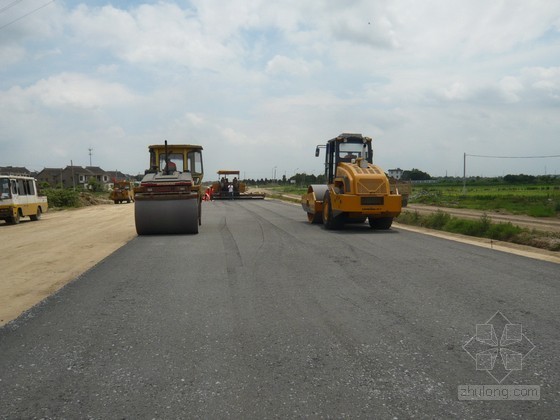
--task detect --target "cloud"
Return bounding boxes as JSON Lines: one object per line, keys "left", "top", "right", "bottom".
{"left": 265, "top": 55, "right": 322, "bottom": 77}
{"left": 1, "top": 1, "right": 559, "bottom": 177}
{"left": 3, "top": 73, "right": 136, "bottom": 110}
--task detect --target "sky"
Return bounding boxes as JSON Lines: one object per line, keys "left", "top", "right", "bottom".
{"left": 1, "top": 0, "right": 559, "bottom": 180}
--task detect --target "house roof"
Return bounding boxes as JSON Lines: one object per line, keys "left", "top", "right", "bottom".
{"left": 0, "top": 166, "right": 31, "bottom": 175}
{"left": 85, "top": 166, "right": 107, "bottom": 175}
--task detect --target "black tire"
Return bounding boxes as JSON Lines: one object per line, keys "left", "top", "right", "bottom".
{"left": 30, "top": 208, "right": 42, "bottom": 221}
{"left": 127, "top": 198, "right": 131, "bottom": 203}
{"left": 307, "top": 212, "right": 322, "bottom": 224}
{"left": 368, "top": 217, "right": 393, "bottom": 230}
{"left": 322, "top": 192, "right": 342, "bottom": 230}
{"left": 114, "top": 200, "right": 118, "bottom": 204}
{"left": 8, "top": 211, "right": 21, "bottom": 224}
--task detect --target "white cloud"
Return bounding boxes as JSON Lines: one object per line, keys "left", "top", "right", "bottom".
{"left": 265, "top": 55, "right": 322, "bottom": 77}
{"left": 13, "top": 73, "right": 136, "bottom": 109}
{"left": 1, "top": 0, "right": 559, "bottom": 176}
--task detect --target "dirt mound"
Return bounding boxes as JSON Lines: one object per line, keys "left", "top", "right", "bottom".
{"left": 79, "top": 192, "right": 113, "bottom": 206}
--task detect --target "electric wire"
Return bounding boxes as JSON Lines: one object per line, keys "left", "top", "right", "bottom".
{"left": 0, "top": 0, "right": 54, "bottom": 31}
{"left": 0, "top": 0, "right": 25, "bottom": 14}
{"left": 466, "top": 154, "right": 560, "bottom": 159}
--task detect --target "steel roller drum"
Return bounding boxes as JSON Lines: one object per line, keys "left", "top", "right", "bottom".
{"left": 135, "top": 197, "right": 198, "bottom": 235}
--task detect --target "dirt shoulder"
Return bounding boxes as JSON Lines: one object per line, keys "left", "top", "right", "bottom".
{"left": 0, "top": 204, "right": 136, "bottom": 326}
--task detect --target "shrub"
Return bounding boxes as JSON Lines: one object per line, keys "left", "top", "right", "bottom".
{"left": 44, "top": 189, "right": 80, "bottom": 208}
{"left": 423, "top": 210, "right": 451, "bottom": 230}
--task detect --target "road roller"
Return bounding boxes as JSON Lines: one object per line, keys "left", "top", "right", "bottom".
{"left": 301, "top": 133, "right": 402, "bottom": 230}
{"left": 134, "top": 141, "right": 203, "bottom": 235}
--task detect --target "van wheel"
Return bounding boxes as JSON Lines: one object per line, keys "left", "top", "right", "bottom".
{"left": 8, "top": 211, "right": 21, "bottom": 224}
{"left": 30, "top": 208, "right": 42, "bottom": 221}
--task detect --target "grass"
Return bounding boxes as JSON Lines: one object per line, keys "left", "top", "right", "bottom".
{"left": 412, "top": 183, "right": 560, "bottom": 217}
{"left": 397, "top": 210, "right": 560, "bottom": 251}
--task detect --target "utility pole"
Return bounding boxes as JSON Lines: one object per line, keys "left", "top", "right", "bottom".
{"left": 462, "top": 152, "right": 466, "bottom": 194}
{"left": 88, "top": 147, "right": 93, "bottom": 167}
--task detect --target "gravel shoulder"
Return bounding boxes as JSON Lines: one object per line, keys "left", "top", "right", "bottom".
{"left": 0, "top": 204, "right": 136, "bottom": 326}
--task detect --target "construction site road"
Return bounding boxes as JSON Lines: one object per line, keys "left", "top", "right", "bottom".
{"left": 1, "top": 199, "right": 558, "bottom": 419}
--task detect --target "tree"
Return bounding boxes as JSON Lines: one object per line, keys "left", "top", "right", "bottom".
{"left": 402, "top": 168, "right": 431, "bottom": 181}
{"left": 87, "top": 177, "right": 103, "bottom": 192}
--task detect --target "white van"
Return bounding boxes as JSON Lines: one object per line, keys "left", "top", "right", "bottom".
{"left": 0, "top": 176, "right": 49, "bottom": 224}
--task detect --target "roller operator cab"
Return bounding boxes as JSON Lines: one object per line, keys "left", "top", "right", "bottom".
{"left": 134, "top": 142, "right": 203, "bottom": 235}
{"left": 301, "top": 133, "right": 402, "bottom": 230}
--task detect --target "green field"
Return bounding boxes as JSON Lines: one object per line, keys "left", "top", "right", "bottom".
{"left": 266, "top": 181, "right": 560, "bottom": 218}
{"left": 412, "top": 183, "right": 560, "bottom": 217}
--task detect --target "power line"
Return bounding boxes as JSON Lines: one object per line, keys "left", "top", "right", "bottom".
{"left": 0, "top": 0, "right": 54, "bottom": 31}
{"left": 0, "top": 0, "right": 25, "bottom": 14}
{"left": 466, "top": 153, "right": 560, "bottom": 159}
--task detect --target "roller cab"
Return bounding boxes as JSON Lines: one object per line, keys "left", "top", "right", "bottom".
{"left": 301, "top": 133, "right": 402, "bottom": 230}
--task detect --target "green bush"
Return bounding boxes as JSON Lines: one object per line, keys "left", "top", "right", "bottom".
{"left": 422, "top": 210, "right": 450, "bottom": 229}
{"left": 44, "top": 189, "right": 80, "bottom": 208}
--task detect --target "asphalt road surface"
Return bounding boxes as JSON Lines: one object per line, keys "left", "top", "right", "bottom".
{"left": 1, "top": 199, "right": 558, "bottom": 419}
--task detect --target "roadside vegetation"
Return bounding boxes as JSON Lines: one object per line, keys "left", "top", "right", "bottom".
{"left": 40, "top": 182, "right": 112, "bottom": 209}
{"left": 412, "top": 176, "right": 560, "bottom": 217}
{"left": 396, "top": 210, "right": 560, "bottom": 251}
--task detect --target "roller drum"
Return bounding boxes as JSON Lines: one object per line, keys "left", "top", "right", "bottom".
{"left": 135, "top": 197, "right": 199, "bottom": 235}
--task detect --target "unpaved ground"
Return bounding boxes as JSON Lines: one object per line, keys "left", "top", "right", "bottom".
{"left": 0, "top": 204, "right": 136, "bottom": 326}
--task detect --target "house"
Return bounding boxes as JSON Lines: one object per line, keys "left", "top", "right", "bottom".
{"left": 36, "top": 168, "right": 64, "bottom": 187}
{"left": 388, "top": 168, "right": 404, "bottom": 180}
{"left": 0, "top": 166, "right": 31, "bottom": 176}
{"left": 86, "top": 166, "right": 110, "bottom": 184}
{"left": 37, "top": 166, "right": 125, "bottom": 189}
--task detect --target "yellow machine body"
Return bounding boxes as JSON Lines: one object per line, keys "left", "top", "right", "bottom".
{"left": 301, "top": 133, "right": 402, "bottom": 229}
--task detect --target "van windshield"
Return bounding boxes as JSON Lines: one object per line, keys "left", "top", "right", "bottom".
{"left": 0, "top": 178, "right": 10, "bottom": 199}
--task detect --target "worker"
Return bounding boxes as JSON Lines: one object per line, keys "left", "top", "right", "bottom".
{"left": 233, "top": 177, "right": 239, "bottom": 192}
{"left": 228, "top": 183, "right": 234, "bottom": 199}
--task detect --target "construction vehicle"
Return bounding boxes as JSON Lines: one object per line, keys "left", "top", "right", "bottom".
{"left": 0, "top": 175, "right": 48, "bottom": 224}
{"left": 211, "top": 170, "right": 265, "bottom": 199}
{"left": 110, "top": 180, "right": 135, "bottom": 204}
{"left": 134, "top": 141, "right": 203, "bottom": 235}
{"left": 389, "top": 178, "right": 412, "bottom": 207}
{"left": 301, "top": 133, "right": 402, "bottom": 230}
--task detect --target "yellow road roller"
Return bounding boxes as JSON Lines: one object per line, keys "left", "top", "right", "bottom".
{"left": 134, "top": 141, "right": 203, "bottom": 235}
{"left": 301, "top": 133, "right": 402, "bottom": 230}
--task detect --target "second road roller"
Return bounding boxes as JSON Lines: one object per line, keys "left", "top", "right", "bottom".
{"left": 301, "top": 133, "right": 402, "bottom": 230}
{"left": 134, "top": 141, "right": 203, "bottom": 235}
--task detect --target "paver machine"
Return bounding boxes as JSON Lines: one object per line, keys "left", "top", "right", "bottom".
{"left": 211, "top": 170, "right": 265, "bottom": 199}
{"left": 301, "top": 133, "right": 402, "bottom": 230}
{"left": 134, "top": 141, "right": 203, "bottom": 235}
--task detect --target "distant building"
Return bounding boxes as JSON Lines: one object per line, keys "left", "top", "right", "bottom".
{"left": 0, "top": 166, "right": 31, "bottom": 176}
{"left": 388, "top": 168, "right": 404, "bottom": 180}
{"left": 86, "top": 166, "right": 110, "bottom": 184}
{"left": 38, "top": 166, "right": 132, "bottom": 189}
{"left": 36, "top": 168, "right": 63, "bottom": 187}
